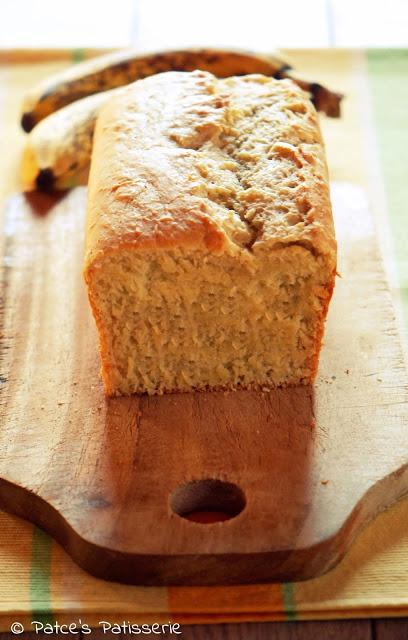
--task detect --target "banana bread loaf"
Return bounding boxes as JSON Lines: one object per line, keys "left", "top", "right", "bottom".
{"left": 84, "top": 70, "right": 336, "bottom": 396}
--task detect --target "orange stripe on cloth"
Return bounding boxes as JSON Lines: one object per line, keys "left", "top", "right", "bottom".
{"left": 168, "top": 584, "right": 286, "bottom": 622}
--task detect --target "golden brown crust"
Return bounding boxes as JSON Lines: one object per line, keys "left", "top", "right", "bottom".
{"left": 84, "top": 70, "right": 336, "bottom": 275}
{"left": 85, "top": 71, "right": 228, "bottom": 273}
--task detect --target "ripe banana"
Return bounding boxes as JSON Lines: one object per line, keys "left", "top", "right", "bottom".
{"left": 21, "top": 47, "right": 343, "bottom": 132}
{"left": 21, "top": 89, "right": 118, "bottom": 191}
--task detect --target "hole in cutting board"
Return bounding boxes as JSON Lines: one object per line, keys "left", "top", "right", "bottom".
{"left": 170, "top": 479, "right": 246, "bottom": 524}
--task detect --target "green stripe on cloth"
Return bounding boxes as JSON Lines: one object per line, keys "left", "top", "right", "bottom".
{"left": 282, "top": 583, "right": 296, "bottom": 620}
{"left": 72, "top": 49, "right": 85, "bottom": 63}
{"left": 366, "top": 49, "right": 408, "bottom": 320}
{"left": 30, "top": 527, "right": 53, "bottom": 624}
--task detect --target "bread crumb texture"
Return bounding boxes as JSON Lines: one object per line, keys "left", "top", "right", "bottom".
{"left": 84, "top": 70, "right": 336, "bottom": 395}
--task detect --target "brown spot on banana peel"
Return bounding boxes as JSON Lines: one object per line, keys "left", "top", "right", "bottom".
{"left": 21, "top": 48, "right": 342, "bottom": 129}
{"left": 273, "top": 64, "right": 293, "bottom": 79}
{"left": 281, "top": 72, "right": 343, "bottom": 118}
{"left": 21, "top": 112, "right": 36, "bottom": 133}
{"left": 310, "top": 82, "right": 343, "bottom": 118}
{"left": 36, "top": 168, "right": 55, "bottom": 192}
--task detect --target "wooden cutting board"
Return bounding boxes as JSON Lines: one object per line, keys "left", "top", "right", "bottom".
{"left": 0, "top": 184, "right": 407, "bottom": 586}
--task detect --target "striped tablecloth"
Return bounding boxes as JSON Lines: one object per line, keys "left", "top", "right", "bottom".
{"left": 0, "top": 48, "right": 407, "bottom": 628}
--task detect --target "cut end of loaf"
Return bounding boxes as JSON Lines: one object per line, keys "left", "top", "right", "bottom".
{"left": 85, "top": 244, "right": 335, "bottom": 396}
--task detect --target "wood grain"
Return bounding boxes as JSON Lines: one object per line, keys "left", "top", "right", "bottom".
{"left": 0, "top": 183, "right": 408, "bottom": 585}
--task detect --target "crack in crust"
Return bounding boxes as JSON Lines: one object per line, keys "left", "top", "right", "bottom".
{"left": 165, "top": 73, "right": 334, "bottom": 254}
